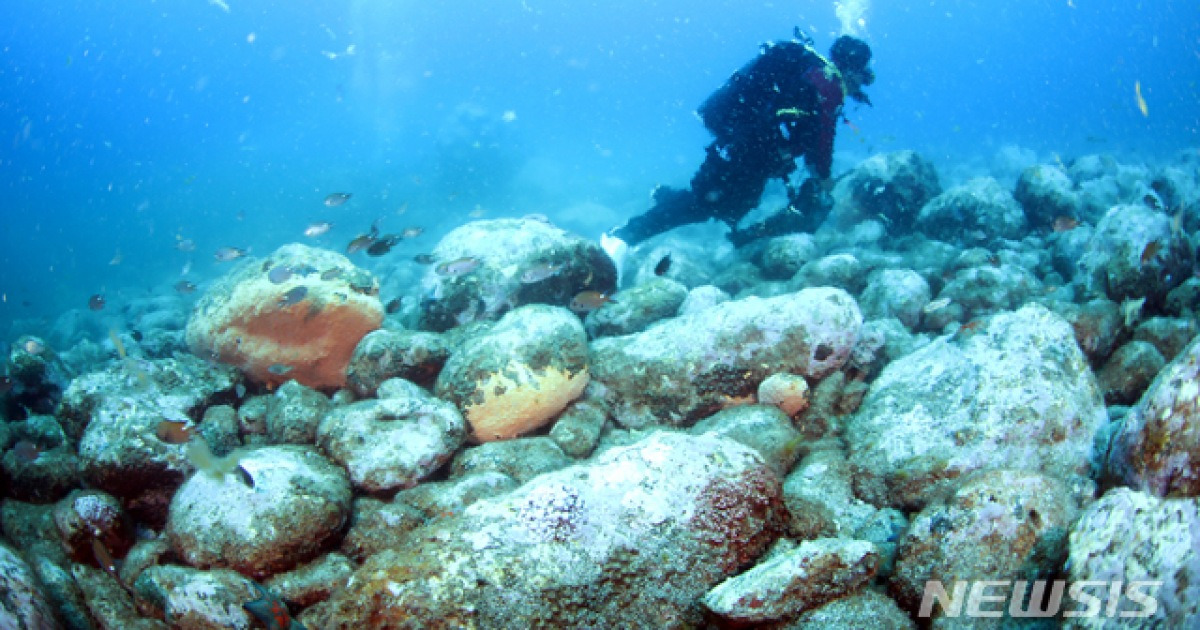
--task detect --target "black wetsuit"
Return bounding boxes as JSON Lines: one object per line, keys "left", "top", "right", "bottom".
{"left": 614, "top": 40, "right": 846, "bottom": 245}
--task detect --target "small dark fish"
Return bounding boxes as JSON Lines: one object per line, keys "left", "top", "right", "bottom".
{"left": 11, "top": 440, "right": 42, "bottom": 463}
{"left": 413, "top": 253, "right": 436, "bottom": 265}
{"left": 366, "top": 235, "right": 400, "bottom": 257}
{"left": 400, "top": 226, "right": 424, "bottom": 239}
{"left": 243, "top": 581, "right": 306, "bottom": 630}
{"left": 1141, "top": 240, "right": 1163, "bottom": 265}
{"left": 88, "top": 294, "right": 106, "bottom": 311}
{"left": 291, "top": 264, "right": 318, "bottom": 276}
{"left": 277, "top": 286, "right": 308, "bottom": 307}
{"left": 520, "top": 262, "right": 562, "bottom": 284}
{"left": 214, "top": 247, "right": 248, "bottom": 262}
{"left": 569, "top": 290, "right": 614, "bottom": 313}
{"left": 156, "top": 420, "right": 193, "bottom": 444}
{"left": 654, "top": 253, "right": 672, "bottom": 276}
{"left": 267, "top": 265, "right": 294, "bottom": 284}
{"left": 1052, "top": 216, "right": 1079, "bottom": 232}
{"left": 385, "top": 298, "right": 402, "bottom": 314}
{"left": 304, "top": 221, "right": 333, "bottom": 237}
{"left": 436, "top": 256, "right": 481, "bottom": 277}
{"left": 320, "top": 268, "right": 343, "bottom": 280}
{"left": 174, "top": 280, "right": 197, "bottom": 294}
{"left": 236, "top": 464, "right": 255, "bottom": 488}
{"left": 324, "top": 192, "right": 352, "bottom": 207}
{"left": 346, "top": 234, "right": 376, "bottom": 254}
{"left": 267, "top": 363, "right": 294, "bottom": 376}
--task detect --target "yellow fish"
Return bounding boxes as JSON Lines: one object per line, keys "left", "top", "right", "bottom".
{"left": 1135, "top": 81, "right": 1149, "bottom": 117}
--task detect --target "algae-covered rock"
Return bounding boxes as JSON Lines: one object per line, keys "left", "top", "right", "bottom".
{"left": 1014, "top": 163, "right": 1081, "bottom": 228}
{"left": 434, "top": 304, "right": 589, "bottom": 442}
{"left": 1107, "top": 334, "right": 1200, "bottom": 497}
{"left": 166, "top": 445, "right": 351, "bottom": 578}
{"left": 417, "top": 218, "right": 617, "bottom": 331}
{"left": 549, "top": 400, "right": 607, "bottom": 458}
{"left": 345, "top": 328, "right": 449, "bottom": 396}
{"left": 830, "top": 150, "right": 942, "bottom": 232}
{"left": 0, "top": 541, "right": 63, "bottom": 630}
{"left": 265, "top": 380, "right": 331, "bottom": 445}
{"left": 689, "top": 404, "right": 803, "bottom": 476}
{"left": 858, "top": 268, "right": 931, "bottom": 331}
{"left": 701, "top": 537, "right": 878, "bottom": 625}
{"left": 133, "top": 564, "right": 258, "bottom": 629}
{"left": 312, "top": 432, "right": 786, "bottom": 628}
{"left": 1066, "top": 488, "right": 1200, "bottom": 628}
{"left": 185, "top": 243, "right": 383, "bottom": 390}
{"left": 62, "top": 354, "right": 239, "bottom": 527}
{"left": 846, "top": 304, "right": 1106, "bottom": 509}
{"left": 590, "top": 287, "right": 860, "bottom": 428}
{"left": 317, "top": 380, "right": 465, "bottom": 493}
{"left": 1078, "top": 203, "right": 1193, "bottom": 306}
{"left": 449, "top": 436, "right": 572, "bottom": 483}
{"left": 917, "top": 176, "right": 1027, "bottom": 244}
{"left": 584, "top": 276, "right": 687, "bottom": 338}
{"left": 889, "top": 469, "right": 1081, "bottom": 624}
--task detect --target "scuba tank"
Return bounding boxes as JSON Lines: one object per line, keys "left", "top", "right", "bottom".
{"left": 698, "top": 31, "right": 824, "bottom": 143}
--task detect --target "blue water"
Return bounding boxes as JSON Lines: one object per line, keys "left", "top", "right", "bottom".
{"left": 2, "top": 0, "right": 1197, "bottom": 340}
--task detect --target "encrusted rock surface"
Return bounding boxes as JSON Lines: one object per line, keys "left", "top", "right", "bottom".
{"left": 590, "top": 287, "right": 861, "bottom": 428}
{"left": 417, "top": 218, "right": 617, "bottom": 331}
{"left": 434, "top": 304, "right": 589, "bottom": 442}
{"left": 312, "top": 432, "right": 786, "bottom": 628}
{"left": 317, "top": 378, "right": 465, "bottom": 493}
{"left": 846, "top": 304, "right": 1106, "bottom": 509}
{"left": 185, "top": 243, "right": 384, "bottom": 390}
{"left": 166, "top": 445, "right": 352, "bottom": 578}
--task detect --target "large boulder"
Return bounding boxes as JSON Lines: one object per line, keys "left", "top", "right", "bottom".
{"left": 311, "top": 432, "right": 787, "bottom": 628}
{"left": 1066, "top": 488, "right": 1200, "bottom": 628}
{"left": 345, "top": 329, "right": 449, "bottom": 396}
{"left": 417, "top": 218, "right": 617, "bottom": 331}
{"left": 1107, "top": 334, "right": 1200, "bottom": 497}
{"left": 590, "top": 287, "right": 861, "bottom": 428}
{"left": 434, "top": 305, "right": 589, "bottom": 442}
{"left": 846, "top": 304, "right": 1107, "bottom": 510}
{"left": 584, "top": 277, "right": 687, "bottom": 338}
{"left": 831, "top": 150, "right": 942, "bottom": 232}
{"left": 889, "top": 470, "right": 1081, "bottom": 625}
{"left": 166, "top": 445, "right": 351, "bottom": 578}
{"left": 61, "top": 355, "right": 239, "bottom": 527}
{"left": 185, "top": 243, "right": 383, "bottom": 390}
{"left": 0, "top": 541, "right": 63, "bottom": 630}
{"left": 1014, "top": 163, "right": 1080, "bottom": 229}
{"left": 916, "top": 176, "right": 1027, "bottom": 244}
{"left": 317, "top": 379, "right": 466, "bottom": 492}
{"left": 1077, "top": 204, "right": 1193, "bottom": 306}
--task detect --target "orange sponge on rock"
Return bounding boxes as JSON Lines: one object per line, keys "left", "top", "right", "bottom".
{"left": 185, "top": 244, "right": 383, "bottom": 390}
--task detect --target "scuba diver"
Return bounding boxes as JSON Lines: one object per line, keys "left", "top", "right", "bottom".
{"left": 608, "top": 31, "right": 875, "bottom": 247}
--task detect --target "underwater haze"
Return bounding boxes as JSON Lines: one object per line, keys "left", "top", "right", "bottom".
{"left": 1, "top": 0, "right": 1198, "bottom": 337}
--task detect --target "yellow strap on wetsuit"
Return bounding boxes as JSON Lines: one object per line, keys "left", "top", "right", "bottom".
{"left": 775, "top": 43, "right": 846, "bottom": 120}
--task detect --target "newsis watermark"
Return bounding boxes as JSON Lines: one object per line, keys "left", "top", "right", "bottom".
{"left": 918, "top": 579, "right": 1163, "bottom": 619}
